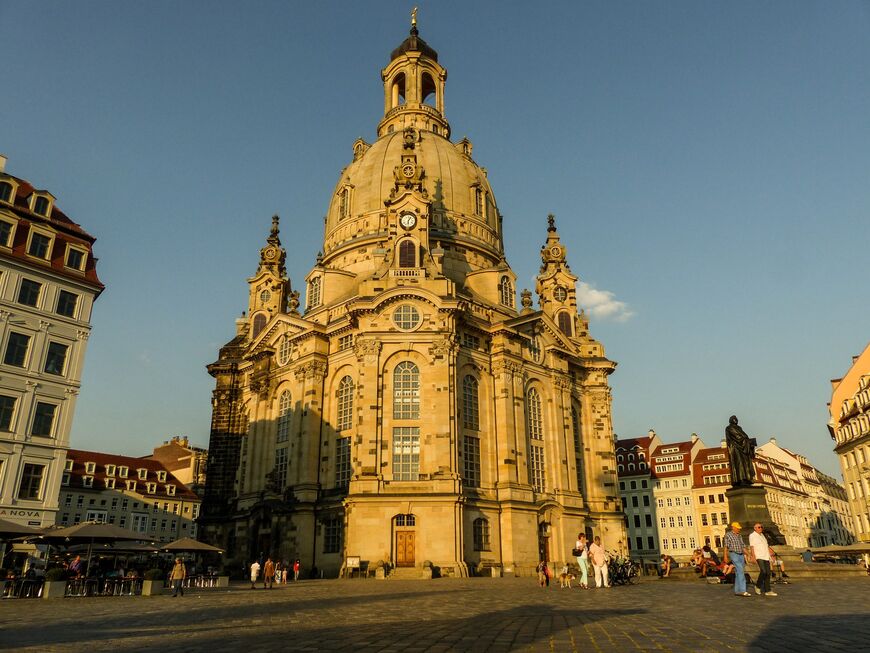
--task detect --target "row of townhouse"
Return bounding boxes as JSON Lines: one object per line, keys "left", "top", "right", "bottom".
{"left": 616, "top": 431, "right": 854, "bottom": 562}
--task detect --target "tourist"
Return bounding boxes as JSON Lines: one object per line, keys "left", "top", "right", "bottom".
{"left": 589, "top": 536, "right": 609, "bottom": 588}
{"left": 700, "top": 545, "right": 721, "bottom": 577}
{"left": 574, "top": 533, "right": 589, "bottom": 589}
{"left": 723, "top": 521, "right": 752, "bottom": 597}
{"left": 770, "top": 550, "right": 789, "bottom": 580}
{"left": 264, "top": 557, "right": 275, "bottom": 589}
{"left": 170, "top": 558, "right": 186, "bottom": 597}
{"left": 658, "top": 554, "right": 675, "bottom": 578}
{"left": 69, "top": 555, "right": 83, "bottom": 579}
{"left": 250, "top": 560, "right": 261, "bottom": 589}
{"left": 293, "top": 558, "right": 301, "bottom": 581}
{"left": 536, "top": 560, "right": 550, "bottom": 588}
{"left": 749, "top": 523, "right": 776, "bottom": 597}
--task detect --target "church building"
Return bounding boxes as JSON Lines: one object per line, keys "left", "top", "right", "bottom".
{"left": 200, "top": 20, "right": 625, "bottom": 577}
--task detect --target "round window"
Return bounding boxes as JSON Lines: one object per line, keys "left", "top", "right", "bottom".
{"left": 553, "top": 286, "right": 567, "bottom": 302}
{"left": 393, "top": 304, "right": 421, "bottom": 331}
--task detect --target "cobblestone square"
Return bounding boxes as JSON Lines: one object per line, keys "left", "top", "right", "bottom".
{"left": 2, "top": 577, "right": 869, "bottom": 652}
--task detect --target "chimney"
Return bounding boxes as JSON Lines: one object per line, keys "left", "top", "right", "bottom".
{"left": 0, "top": 154, "right": 6, "bottom": 173}
{"left": 720, "top": 439, "right": 727, "bottom": 449}
{"left": 690, "top": 432, "right": 698, "bottom": 443}
{"left": 769, "top": 437, "right": 777, "bottom": 446}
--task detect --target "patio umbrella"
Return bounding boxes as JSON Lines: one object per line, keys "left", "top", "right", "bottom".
{"left": 39, "top": 522, "right": 148, "bottom": 577}
{"left": 0, "top": 518, "right": 43, "bottom": 538}
{"left": 161, "top": 537, "right": 224, "bottom": 553}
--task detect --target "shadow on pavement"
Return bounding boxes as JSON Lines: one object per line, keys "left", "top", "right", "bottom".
{"left": 749, "top": 614, "right": 870, "bottom": 651}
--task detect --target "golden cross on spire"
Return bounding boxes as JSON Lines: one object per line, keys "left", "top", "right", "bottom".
{"left": 411, "top": 6, "right": 418, "bottom": 28}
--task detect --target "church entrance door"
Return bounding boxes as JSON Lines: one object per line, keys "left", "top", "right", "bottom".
{"left": 396, "top": 531, "right": 416, "bottom": 567}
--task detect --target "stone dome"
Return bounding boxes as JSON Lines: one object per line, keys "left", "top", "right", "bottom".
{"left": 322, "top": 129, "right": 503, "bottom": 274}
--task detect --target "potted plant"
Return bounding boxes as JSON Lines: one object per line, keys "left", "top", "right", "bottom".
{"left": 141, "top": 568, "right": 165, "bottom": 596}
{"left": 42, "top": 567, "right": 68, "bottom": 599}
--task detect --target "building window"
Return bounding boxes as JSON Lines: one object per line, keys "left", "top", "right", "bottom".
{"left": 499, "top": 276, "right": 514, "bottom": 308}
{"left": 137, "top": 468, "right": 148, "bottom": 480}
{"left": 274, "top": 447, "right": 288, "bottom": 488}
{"left": 324, "top": 518, "right": 342, "bottom": 553}
{"left": 44, "top": 342, "right": 69, "bottom": 375}
{"left": 393, "top": 361, "right": 420, "bottom": 419}
{"left": 131, "top": 514, "right": 148, "bottom": 533}
{"left": 276, "top": 390, "right": 292, "bottom": 443}
{"left": 33, "top": 196, "right": 50, "bottom": 216}
{"left": 0, "top": 220, "right": 13, "bottom": 246}
{"left": 473, "top": 517, "right": 490, "bottom": 550}
{"left": 4, "top": 332, "right": 31, "bottom": 367}
{"left": 529, "top": 444, "right": 546, "bottom": 493}
{"left": 308, "top": 277, "right": 321, "bottom": 309}
{"left": 392, "top": 426, "right": 420, "bottom": 480}
{"left": 392, "top": 304, "right": 421, "bottom": 330}
{"left": 28, "top": 231, "right": 51, "bottom": 259}
{"left": 529, "top": 335, "right": 541, "bottom": 362}
{"left": 527, "top": 388, "right": 543, "bottom": 441}
{"left": 463, "top": 435, "right": 481, "bottom": 488}
{"left": 335, "top": 437, "right": 351, "bottom": 488}
{"left": 527, "top": 388, "right": 545, "bottom": 492}
{"left": 82, "top": 476, "right": 94, "bottom": 488}
{"left": 0, "top": 395, "right": 16, "bottom": 431}
{"left": 474, "top": 188, "right": 484, "bottom": 216}
{"left": 336, "top": 376, "right": 354, "bottom": 432}
{"left": 338, "top": 334, "right": 354, "bottom": 351}
{"left": 17, "top": 279, "right": 42, "bottom": 307}
{"left": 31, "top": 402, "right": 57, "bottom": 437}
{"left": 339, "top": 188, "right": 350, "bottom": 221}
{"left": 557, "top": 312, "right": 573, "bottom": 337}
{"left": 252, "top": 313, "right": 266, "bottom": 337}
{"left": 462, "top": 375, "right": 479, "bottom": 431}
{"left": 0, "top": 182, "right": 12, "bottom": 203}
{"left": 105, "top": 478, "right": 115, "bottom": 489}
{"left": 126, "top": 481, "right": 137, "bottom": 491}
{"left": 65, "top": 247, "right": 85, "bottom": 270}
{"left": 119, "top": 466, "right": 128, "bottom": 478}
{"left": 157, "top": 470, "right": 166, "bottom": 482}
{"left": 398, "top": 239, "right": 416, "bottom": 267}
{"left": 278, "top": 337, "right": 293, "bottom": 365}
{"left": 56, "top": 290, "right": 79, "bottom": 318}
{"left": 17, "top": 463, "right": 44, "bottom": 500}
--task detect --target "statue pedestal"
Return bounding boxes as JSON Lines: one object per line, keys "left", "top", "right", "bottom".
{"left": 725, "top": 485, "right": 785, "bottom": 545}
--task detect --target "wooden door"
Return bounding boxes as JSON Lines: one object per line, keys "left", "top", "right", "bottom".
{"left": 396, "top": 531, "right": 416, "bottom": 567}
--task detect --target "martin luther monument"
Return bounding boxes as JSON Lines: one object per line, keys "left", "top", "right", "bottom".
{"left": 724, "top": 416, "right": 785, "bottom": 545}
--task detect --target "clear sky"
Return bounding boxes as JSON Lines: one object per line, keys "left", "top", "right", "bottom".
{"left": 2, "top": 1, "right": 868, "bottom": 478}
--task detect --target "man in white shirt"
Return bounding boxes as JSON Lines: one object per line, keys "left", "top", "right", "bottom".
{"left": 749, "top": 523, "right": 777, "bottom": 597}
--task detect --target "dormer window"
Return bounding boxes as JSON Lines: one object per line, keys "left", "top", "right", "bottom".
{"left": 105, "top": 478, "right": 116, "bottom": 489}
{"left": 157, "top": 470, "right": 167, "bottom": 483}
{"left": 146, "top": 482, "right": 157, "bottom": 494}
{"left": 0, "top": 218, "right": 15, "bottom": 248}
{"left": 27, "top": 229, "right": 52, "bottom": 260}
{"left": 105, "top": 464, "right": 115, "bottom": 477}
{"left": 126, "top": 480, "right": 137, "bottom": 491}
{"left": 137, "top": 468, "right": 148, "bottom": 480}
{"left": 0, "top": 181, "right": 13, "bottom": 204}
{"left": 32, "top": 196, "right": 50, "bottom": 216}
{"left": 62, "top": 472, "right": 71, "bottom": 486}
{"left": 82, "top": 476, "right": 93, "bottom": 488}
{"left": 118, "top": 466, "right": 129, "bottom": 478}
{"left": 65, "top": 246, "right": 86, "bottom": 271}
{"left": 166, "top": 485, "right": 176, "bottom": 496}
{"left": 64, "top": 459, "right": 74, "bottom": 471}
{"left": 85, "top": 462, "right": 96, "bottom": 474}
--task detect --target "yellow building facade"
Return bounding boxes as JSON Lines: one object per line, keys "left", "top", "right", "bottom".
{"left": 200, "top": 24, "right": 624, "bottom": 577}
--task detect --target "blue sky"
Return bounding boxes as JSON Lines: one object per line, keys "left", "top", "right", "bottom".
{"left": 2, "top": 2, "right": 868, "bottom": 477}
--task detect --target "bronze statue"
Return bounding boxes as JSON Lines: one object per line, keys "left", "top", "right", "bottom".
{"left": 725, "top": 415, "right": 755, "bottom": 487}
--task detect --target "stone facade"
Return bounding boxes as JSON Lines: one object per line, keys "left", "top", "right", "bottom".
{"left": 147, "top": 436, "right": 207, "bottom": 496}
{"left": 0, "top": 156, "right": 103, "bottom": 527}
{"left": 828, "top": 343, "right": 870, "bottom": 542}
{"left": 200, "top": 25, "right": 625, "bottom": 577}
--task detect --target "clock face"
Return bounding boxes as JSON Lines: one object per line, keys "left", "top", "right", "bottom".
{"left": 399, "top": 212, "right": 417, "bottom": 229}
{"left": 402, "top": 164, "right": 415, "bottom": 178}
{"left": 550, "top": 246, "right": 562, "bottom": 258}
{"left": 260, "top": 290, "right": 272, "bottom": 303}
{"left": 264, "top": 246, "right": 277, "bottom": 260}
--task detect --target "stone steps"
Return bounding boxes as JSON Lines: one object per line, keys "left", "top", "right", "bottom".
{"left": 665, "top": 563, "right": 867, "bottom": 582}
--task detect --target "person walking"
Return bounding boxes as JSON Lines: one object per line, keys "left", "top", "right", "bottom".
{"left": 263, "top": 557, "right": 275, "bottom": 589}
{"left": 574, "top": 533, "right": 589, "bottom": 589}
{"left": 170, "top": 558, "right": 187, "bottom": 597}
{"left": 723, "top": 521, "right": 753, "bottom": 597}
{"left": 589, "top": 536, "right": 609, "bottom": 588}
{"left": 249, "top": 560, "right": 261, "bottom": 589}
{"left": 293, "top": 559, "right": 301, "bottom": 581}
{"left": 749, "top": 523, "right": 777, "bottom": 597}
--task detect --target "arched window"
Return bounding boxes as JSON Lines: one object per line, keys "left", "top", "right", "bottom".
{"left": 628, "top": 463, "right": 635, "bottom": 471}
{"left": 557, "top": 311, "right": 573, "bottom": 337}
{"left": 473, "top": 517, "right": 490, "bottom": 551}
{"left": 252, "top": 313, "right": 266, "bottom": 337}
{"left": 276, "top": 390, "right": 292, "bottom": 443}
{"left": 391, "top": 73, "right": 406, "bottom": 108}
{"left": 474, "top": 188, "right": 484, "bottom": 216}
{"left": 278, "top": 337, "right": 293, "bottom": 366}
{"left": 618, "top": 464, "right": 624, "bottom": 473}
{"left": 393, "top": 362, "right": 420, "bottom": 419}
{"left": 421, "top": 71, "right": 436, "bottom": 108}
{"left": 527, "top": 388, "right": 545, "bottom": 492}
{"left": 462, "top": 375, "right": 479, "bottom": 431}
{"left": 617, "top": 454, "right": 624, "bottom": 462}
{"left": 499, "top": 276, "right": 514, "bottom": 308}
{"left": 0, "top": 182, "right": 12, "bottom": 203}
{"left": 398, "top": 239, "right": 416, "bottom": 268}
{"left": 308, "top": 277, "right": 321, "bottom": 309}
{"left": 339, "top": 188, "right": 350, "bottom": 220}
{"left": 628, "top": 453, "right": 635, "bottom": 461}
{"left": 336, "top": 376, "right": 354, "bottom": 432}
{"left": 572, "top": 404, "right": 584, "bottom": 493}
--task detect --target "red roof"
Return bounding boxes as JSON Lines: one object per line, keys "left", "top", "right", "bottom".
{"left": 65, "top": 449, "right": 199, "bottom": 501}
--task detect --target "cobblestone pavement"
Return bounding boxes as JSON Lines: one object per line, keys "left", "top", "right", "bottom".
{"left": 2, "top": 577, "right": 869, "bottom": 652}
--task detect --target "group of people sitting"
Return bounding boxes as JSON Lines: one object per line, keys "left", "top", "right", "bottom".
{"left": 688, "top": 545, "right": 735, "bottom": 578}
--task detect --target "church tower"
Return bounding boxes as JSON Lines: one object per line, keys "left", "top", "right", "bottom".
{"left": 201, "top": 13, "right": 625, "bottom": 577}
